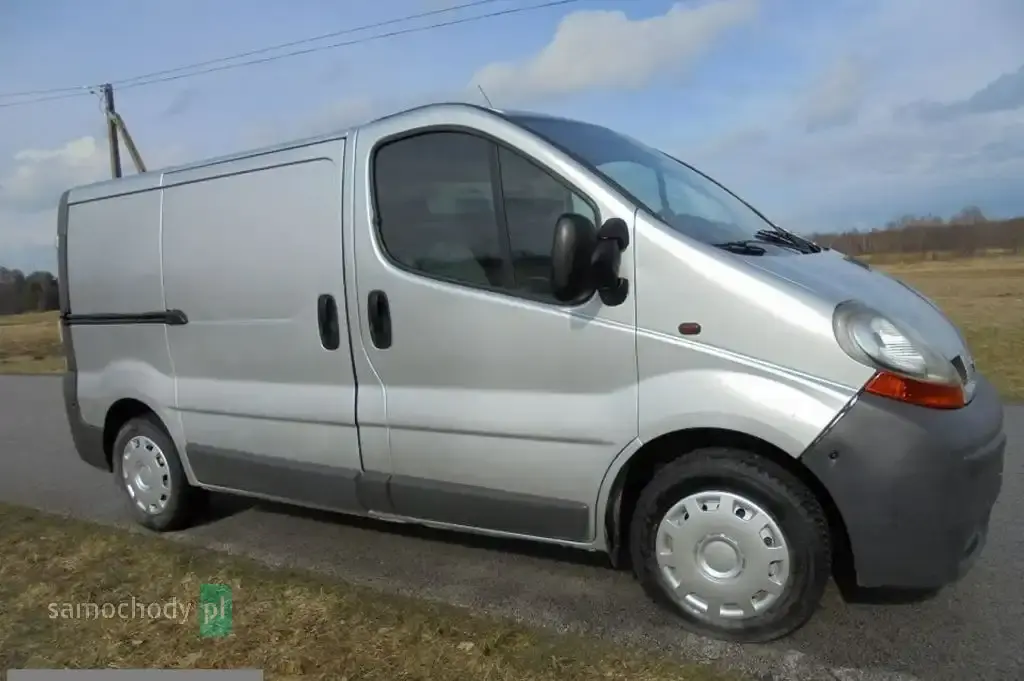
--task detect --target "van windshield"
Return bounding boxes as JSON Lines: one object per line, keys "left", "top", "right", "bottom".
{"left": 508, "top": 115, "right": 815, "bottom": 253}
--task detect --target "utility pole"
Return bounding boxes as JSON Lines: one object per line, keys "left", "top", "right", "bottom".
{"left": 113, "top": 111, "right": 147, "bottom": 175}
{"left": 101, "top": 83, "right": 122, "bottom": 179}
{"left": 99, "top": 82, "right": 146, "bottom": 179}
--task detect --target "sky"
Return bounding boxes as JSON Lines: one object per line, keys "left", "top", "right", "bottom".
{"left": 2, "top": 0, "right": 1024, "bottom": 274}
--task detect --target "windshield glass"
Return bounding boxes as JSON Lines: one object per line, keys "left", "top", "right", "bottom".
{"left": 508, "top": 115, "right": 779, "bottom": 247}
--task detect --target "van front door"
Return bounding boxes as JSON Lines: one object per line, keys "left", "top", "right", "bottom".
{"left": 348, "top": 111, "right": 638, "bottom": 543}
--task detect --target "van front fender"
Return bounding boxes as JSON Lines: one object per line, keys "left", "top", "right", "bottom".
{"left": 592, "top": 367, "right": 858, "bottom": 559}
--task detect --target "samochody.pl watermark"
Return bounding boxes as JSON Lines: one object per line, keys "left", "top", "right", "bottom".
{"left": 48, "top": 597, "right": 193, "bottom": 624}
{"left": 45, "top": 584, "right": 233, "bottom": 638}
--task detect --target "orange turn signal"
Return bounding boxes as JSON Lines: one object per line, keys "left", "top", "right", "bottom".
{"left": 864, "top": 371, "right": 965, "bottom": 409}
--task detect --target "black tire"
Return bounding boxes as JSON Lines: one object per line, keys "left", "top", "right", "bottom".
{"left": 112, "top": 415, "right": 206, "bottom": 532}
{"left": 629, "top": 447, "right": 831, "bottom": 643}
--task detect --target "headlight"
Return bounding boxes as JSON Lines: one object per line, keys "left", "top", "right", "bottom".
{"left": 832, "top": 300, "right": 960, "bottom": 386}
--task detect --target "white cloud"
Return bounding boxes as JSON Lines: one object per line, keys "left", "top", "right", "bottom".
{"left": 800, "top": 57, "right": 867, "bottom": 132}
{"left": 0, "top": 209, "right": 54, "bottom": 248}
{"left": 695, "top": 106, "right": 1024, "bottom": 234}
{"left": 246, "top": 87, "right": 481, "bottom": 148}
{"left": 272, "top": 2, "right": 762, "bottom": 145}
{"left": 230, "top": 0, "right": 1024, "bottom": 242}
{"left": 0, "top": 136, "right": 186, "bottom": 271}
{"left": 0, "top": 205, "right": 59, "bottom": 273}
{"left": 904, "top": 64, "right": 1024, "bottom": 123}
{"left": 685, "top": 0, "right": 1024, "bottom": 232}
{"left": 470, "top": 0, "right": 758, "bottom": 103}
{"left": 245, "top": 95, "right": 380, "bottom": 148}
{"left": 0, "top": 137, "right": 108, "bottom": 214}
{"left": 303, "top": 96, "right": 381, "bottom": 137}
{"left": 0, "top": 137, "right": 109, "bottom": 272}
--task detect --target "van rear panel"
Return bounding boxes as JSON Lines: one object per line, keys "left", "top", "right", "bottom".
{"left": 62, "top": 184, "right": 175, "bottom": 431}
{"left": 65, "top": 190, "right": 164, "bottom": 315}
{"left": 59, "top": 137, "right": 358, "bottom": 491}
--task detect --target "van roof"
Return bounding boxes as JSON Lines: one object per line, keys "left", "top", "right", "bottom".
{"left": 64, "top": 102, "right": 575, "bottom": 202}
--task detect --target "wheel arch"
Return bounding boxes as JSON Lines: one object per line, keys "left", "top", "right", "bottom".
{"left": 602, "top": 426, "right": 853, "bottom": 583}
{"left": 102, "top": 397, "right": 164, "bottom": 470}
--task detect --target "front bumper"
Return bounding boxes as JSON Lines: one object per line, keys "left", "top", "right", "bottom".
{"left": 800, "top": 375, "right": 1005, "bottom": 589}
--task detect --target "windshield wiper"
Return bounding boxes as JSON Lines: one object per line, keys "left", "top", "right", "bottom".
{"left": 713, "top": 240, "right": 767, "bottom": 255}
{"left": 754, "top": 229, "right": 821, "bottom": 253}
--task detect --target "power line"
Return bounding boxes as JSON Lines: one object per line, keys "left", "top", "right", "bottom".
{"left": 118, "top": 0, "right": 580, "bottom": 91}
{"left": 0, "top": 0, "right": 571, "bottom": 107}
{"left": 114, "top": 0, "right": 511, "bottom": 88}
{"left": 0, "top": 0, "right": 509, "bottom": 100}
{"left": 0, "top": 0, "right": 579, "bottom": 110}
{"left": 0, "top": 87, "right": 95, "bottom": 109}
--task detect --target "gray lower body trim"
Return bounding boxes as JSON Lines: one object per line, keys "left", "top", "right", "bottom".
{"left": 187, "top": 446, "right": 363, "bottom": 513}
{"left": 387, "top": 474, "right": 590, "bottom": 541}
{"left": 186, "top": 446, "right": 591, "bottom": 542}
{"left": 66, "top": 404, "right": 108, "bottom": 470}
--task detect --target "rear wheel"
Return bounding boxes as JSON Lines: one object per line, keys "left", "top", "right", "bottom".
{"left": 629, "top": 447, "right": 831, "bottom": 643}
{"left": 112, "top": 415, "right": 206, "bottom": 532}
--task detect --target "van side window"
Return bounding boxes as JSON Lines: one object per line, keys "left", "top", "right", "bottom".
{"left": 498, "top": 147, "right": 596, "bottom": 299}
{"left": 599, "top": 161, "right": 661, "bottom": 210}
{"left": 372, "top": 130, "right": 597, "bottom": 303}
{"left": 373, "top": 132, "right": 506, "bottom": 289}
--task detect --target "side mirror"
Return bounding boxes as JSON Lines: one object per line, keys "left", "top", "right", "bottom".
{"left": 550, "top": 214, "right": 630, "bottom": 305}
{"left": 592, "top": 218, "right": 630, "bottom": 306}
{"left": 550, "top": 213, "right": 598, "bottom": 303}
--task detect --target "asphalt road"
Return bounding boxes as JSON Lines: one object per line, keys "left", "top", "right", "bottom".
{"left": 2, "top": 375, "right": 1021, "bottom": 681}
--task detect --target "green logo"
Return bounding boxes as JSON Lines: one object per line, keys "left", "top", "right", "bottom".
{"left": 199, "top": 583, "right": 232, "bottom": 638}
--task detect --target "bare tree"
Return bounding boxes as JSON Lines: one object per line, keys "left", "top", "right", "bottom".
{"left": 0, "top": 269, "right": 59, "bottom": 316}
{"left": 808, "top": 207, "right": 1023, "bottom": 257}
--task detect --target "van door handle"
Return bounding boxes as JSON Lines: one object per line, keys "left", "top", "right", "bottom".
{"left": 367, "top": 290, "right": 392, "bottom": 349}
{"left": 317, "top": 294, "right": 340, "bottom": 350}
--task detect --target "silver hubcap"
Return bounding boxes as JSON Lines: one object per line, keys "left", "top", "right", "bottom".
{"left": 122, "top": 435, "right": 171, "bottom": 514}
{"left": 655, "top": 490, "right": 790, "bottom": 623}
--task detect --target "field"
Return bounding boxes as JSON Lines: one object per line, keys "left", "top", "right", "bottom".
{"left": 883, "top": 255, "right": 1024, "bottom": 400}
{"left": 0, "top": 311, "right": 64, "bottom": 374}
{"left": 2, "top": 254, "right": 1022, "bottom": 399}
{"left": 0, "top": 502, "right": 731, "bottom": 681}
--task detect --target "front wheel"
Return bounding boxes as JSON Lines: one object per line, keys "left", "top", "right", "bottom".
{"left": 629, "top": 447, "right": 831, "bottom": 643}
{"left": 112, "top": 415, "right": 206, "bottom": 532}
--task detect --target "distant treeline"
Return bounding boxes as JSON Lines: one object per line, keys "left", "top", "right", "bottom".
{"left": 1, "top": 206, "right": 1022, "bottom": 316}
{"left": 807, "top": 206, "right": 1024, "bottom": 257}
{"left": 0, "top": 268, "right": 59, "bottom": 316}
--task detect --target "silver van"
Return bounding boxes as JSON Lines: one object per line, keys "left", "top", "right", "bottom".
{"left": 58, "top": 103, "right": 1005, "bottom": 642}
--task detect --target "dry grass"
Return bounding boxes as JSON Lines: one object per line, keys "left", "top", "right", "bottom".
{"left": 0, "top": 310, "right": 63, "bottom": 374}
{"left": 1, "top": 255, "right": 1022, "bottom": 399}
{"left": 858, "top": 248, "right": 1018, "bottom": 265}
{"left": 881, "top": 255, "right": 1024, "bottom": 401}
{"left": 0, "top": 503, "right": 733, "bottom": 681}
